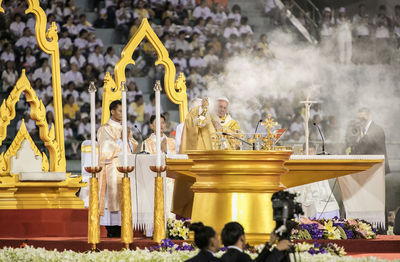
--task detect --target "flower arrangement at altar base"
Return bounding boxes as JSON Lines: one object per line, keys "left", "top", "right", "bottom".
{"left": 296, "top": 242, "right": 347, "bottom": 257}
{"left": 291, "top": 217, "right": 377, "bottom": 240}
{"left": 167, "top": 218, "right": 190, "bottom": 240}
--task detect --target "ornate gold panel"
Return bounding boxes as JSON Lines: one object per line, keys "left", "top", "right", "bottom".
{"left": 101, "top": 18, "right": 188, "bottom": 124}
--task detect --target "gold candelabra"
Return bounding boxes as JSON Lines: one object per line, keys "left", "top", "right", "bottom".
{"left": 117, "top": 166, "right": 135, "bottom": 249}
{"left": 149, "top": 165, "right": 167, "bottom": 243}
{"left": 84, "top": 166, "right": 103, "bottom": 251}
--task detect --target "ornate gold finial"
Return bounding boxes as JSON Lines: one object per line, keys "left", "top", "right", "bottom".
{"left": 154, "top": 80, "right": 162, "bottom": 92}
{"left": 261, "top": 114, "right": 278, "bottom": 151}
{"left": 88, "top": 81, "right": 96, "bottom": 93}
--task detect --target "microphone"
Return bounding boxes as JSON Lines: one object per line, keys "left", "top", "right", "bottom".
{"left": 313, "top": 122, "right": 329, "bottom": 155}
{"left": 134, "top": 124, "right": 149, "bottom": 154}
{"left": 222, "top": 132, "right": 255, "bottom": 150}
{"left": 254, "top": 119, "right": 263, "bottom": 134}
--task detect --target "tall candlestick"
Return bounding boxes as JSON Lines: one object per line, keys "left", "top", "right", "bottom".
{"left": 121, "top": 81, "right": 128, "bottom": 167}
{"left": 154, "top": 81, "right": 162, "bottom": 167}
{"left": 89, "top": 82, "right": 96, "bottom": 167}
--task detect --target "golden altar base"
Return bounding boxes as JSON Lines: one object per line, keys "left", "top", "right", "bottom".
{"left": 167, "top": 151, "right": 383, "bottom": 244}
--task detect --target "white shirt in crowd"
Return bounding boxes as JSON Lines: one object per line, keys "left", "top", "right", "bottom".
{"left": 239, "top": 24, "right": 253, "bottom": 35}
{"left": 15, "top": 36, "right": 37, "bottom": 49}
{"left": 203, "top": 53, "right": 218, "bottom": 67}
{"left": 352, "top": 14, "right": 370, "bottom": 36}
{"left": 2, "top": 70, "right": 18, "bottom": 90}
{"left": 80, "top": 90, "right": 90, "bottom": 103}
{"left": 213, "top": 11, "right": 227, "bottom": 25}
{"left": 10, "top": 21, "right": 26, "bottom": 37}
{"left": 228, "top": 13, "right": 241, "bottom": 26}
{"left": 70, "top": 55, "right": 86, "bottom": 68}
{"left": 116, "top": 8, "right": 131, "bottom": 25}
{"left": 63, "top": 89, "right": 80, "bottom": 101}
{"left": 189, "top": 56, "right": 206, "bottom": 68}
{"left": 32, "top": 67, "right": 52, "bottom": 86}
{"left": 223, "top": 27, "right": 240, "bottom": 39}
{"left": 175, "top": 39, "right": 192, "bottom": 53}
{"left": 74, "top": 38, "right": 88, "bottom": 50}
{"left": 59, "top": 37, "right": 73, "bottom": 51}
{"left": 78, "top": 122, "right": 91, "bottom": 136}
{"left": 64, "top": 127, "right": 74, "bottom": 139}
{"left": 173, "top": 57, "right": 188, "bottom": 71}
{"left": 88, "top": 53, "right": 105, "bottom": 70}
{"left": 64, "top": 70, "right": 83, "bottom": 87}
{"left": 144, "top": 103, "right": 163, "bottom": 116}
{"left": 1, "top": 51, "right": 15, "bottom": 62}
{"left": 63, "top": 24, "right": 79, "bottom": 36}
{"left": 105, "top": 54, "right": 119, "bottom": 67}
{"left": 193, "top": 6, "right": 212, "bottom": 19}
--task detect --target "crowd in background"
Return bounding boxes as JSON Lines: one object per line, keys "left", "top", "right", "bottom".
{"left": 0, "top": 0, "right": 397, "bottom": 159}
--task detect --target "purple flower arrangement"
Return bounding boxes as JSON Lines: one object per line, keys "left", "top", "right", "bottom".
{"left": 291, "top": 217, "right": 377, "bottom": 240}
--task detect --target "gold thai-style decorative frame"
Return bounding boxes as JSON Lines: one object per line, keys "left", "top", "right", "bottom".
{"left": 101, "top": 18, "right": 188, "bottom": 124}
{"left": 0, "top": 0, "right": 66, "bottom": 172}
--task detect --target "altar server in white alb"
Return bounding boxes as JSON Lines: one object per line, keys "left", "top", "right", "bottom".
{"left": 97, "top": 100, "right": 137, "bottom": 237}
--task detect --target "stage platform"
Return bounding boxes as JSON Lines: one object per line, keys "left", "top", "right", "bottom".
{"left": 0, "top": 235, "right": 399, "bottom": 260}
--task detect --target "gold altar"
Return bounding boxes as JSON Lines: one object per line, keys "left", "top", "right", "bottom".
{"left": 167, "top": 152, "right": 383, "bottom": 244}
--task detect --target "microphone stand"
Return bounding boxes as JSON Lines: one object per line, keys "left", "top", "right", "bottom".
{"left": 222, "top": 132, "right": 255, "bottom": 150}
{"left": 134, "top": 125, "right": 149, "bottom": 154}
{"left": 313, "top": 123, "right": 329, "bottom": 155}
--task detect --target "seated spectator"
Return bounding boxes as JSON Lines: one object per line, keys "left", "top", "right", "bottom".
{"left": 203, "top": 47, "right": 218, "bottom": 68}
{"left": 94, "top": 8, "right": 111, "bottom": 28}
{"left": 104, "top": 47, "right": 119, "bottom": 67}
{"left": 15, "top": 27, "right": 37, "bottom": 50}
{"left": 2, "top": 60, "right": 18, "bottom": 92}
{"left": 163, "top": 111, "right": 177, "bottom": 136}
{"left": 1, "top": 43, "right": 15, "bottom": 63}
{"left": 88, "top": 32, "right": 104, "bottom": 53}
{"left": 213, "top": 3, "right": 227, "bottom": 25}
{"left": 17, "top": 112, "right": 37, "bottom": 135}
{"left": 63, "top": 81, "right": 79, "bottom": 102}
{"left": 127, "top": 82, "right": 143, "bottom": 102}
{"left": 64, "top": 0, "right": 78, "bottom": 18}
{"left": 59, "top": 28, "right": 73, "bottom": 57}
{"left": 175, "top": 31, "right": 192, "bottom": 54}
{"left": 225, "top": 34, "right": 242, "bottom": 54}
{"left": 46, "top": 13, "right": 61, "bottom": 33}
{"left": 63, "top": 94, "right": 80, "bottom": 120}
{"left": 74, "top": 29, "right": 89, "bottom": 52}
{"left": 373, "top": 5, "right": 391, "bottom": 64}
{"left": 129, "top": 18, "right": 141, "bottom": 38}
{"left": 207, "top": 34, "right": 222, "bottom": 55}
{"left": 82, "top": 63, "right": 98, "bottom": 88}
{"left": 173, "top": 49, "right": 189, "bottom": 72}
{"left": 257, "top": 34, "right": 269, "bottom": 56}
{"left": 32, "top": 59, "right": 51, "bottom": 87}
{"left": 223, "top": 19, "right": 240, "bottom": 39}
{"left": 228, "top": 4, "right": 241, "bottom": 26}
{"left": 63, "top": 15, "right": 78, "bottom": 36}
{"left": 10, "top": 13, "right": 25, "bottom": 38}
{"left": 128, "top": 113, "right": 141, "bottom": 141}
{"left": 129, "top": 94, "right": 145, "bottom": 122}
{"left": 116, "top": 1, "right": 132, "bottom": 42}
{"left": 46, "top": 0, "right": 64, "bottom": 22}
{"left": 189, "top": 48, "right": 206, "bottom": 71}
{"left": 190, "top": 32, "right": 205, "bottom": 54}
{"left": 144, "top": 93, "right": 163, "bottom": 123}
{"left": 205, "top": 17, "right": 220, "bottom": 36}
{"left": 239, "top": 16, "right": 253, "bottom": 36}
{"left": 177, "top": 17, "right": 193, "bottom": 35}
{"left": 162, "top": 32, "right": 176, "bottom": 53}
{"left": 76, "top": 14, "right": 93, "bottom": 33}
{"left": 162, "top": 17, "right": 178, "bottom": 35}
{"left": 133, "top": 0, "right": 150, "bottom": 21}
{"left": 21, "top": 46, "right": 36, "bottom": 70}
{"left": 193, "top": 0, "right": 212, "bottom": 19}
{"left": 70, "top": 47, "right": 86, "bottom": 69}
{"left": 77, "top": 112, "right": 90, "bottom": 140}
{"left": 162, "top": 1, "right": 179, "bottom": 23}
{"left": 88, "top": 45, "right": 105, "bottom": 71}
{"left": 64, "top": 62, "right": 84, "bottom": 88}
{"left": 64, "top": 118, "right": 79, "bottom": 159}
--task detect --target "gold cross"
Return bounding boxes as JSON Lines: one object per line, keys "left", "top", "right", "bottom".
{"left": 261, "top": 114, "right": 278, "bottom": 134}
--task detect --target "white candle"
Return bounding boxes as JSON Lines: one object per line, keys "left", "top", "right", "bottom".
{"left": 155, "top": 81, "right": 161, "bottom": 167}
{"left": 89, "top": 82, "right": 96, "bottom": 167}
{"left": 121, "top": 81, "right": 128, "bottom": 167}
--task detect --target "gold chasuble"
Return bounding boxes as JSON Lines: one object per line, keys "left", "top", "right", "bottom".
{"left": 144, "top": 133, "right": 176, "bottom": 154}
{"left": 217, "top": 114, "right": 241, "bottom": 150}
{"left": 174, "top": 105, "right": 216, "bottom": 218}
{"left": 179, "top": 105, "right": 216, "bottom": 153}
{"left": 97, "top": 119, "right": 138, "bottom": 216}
